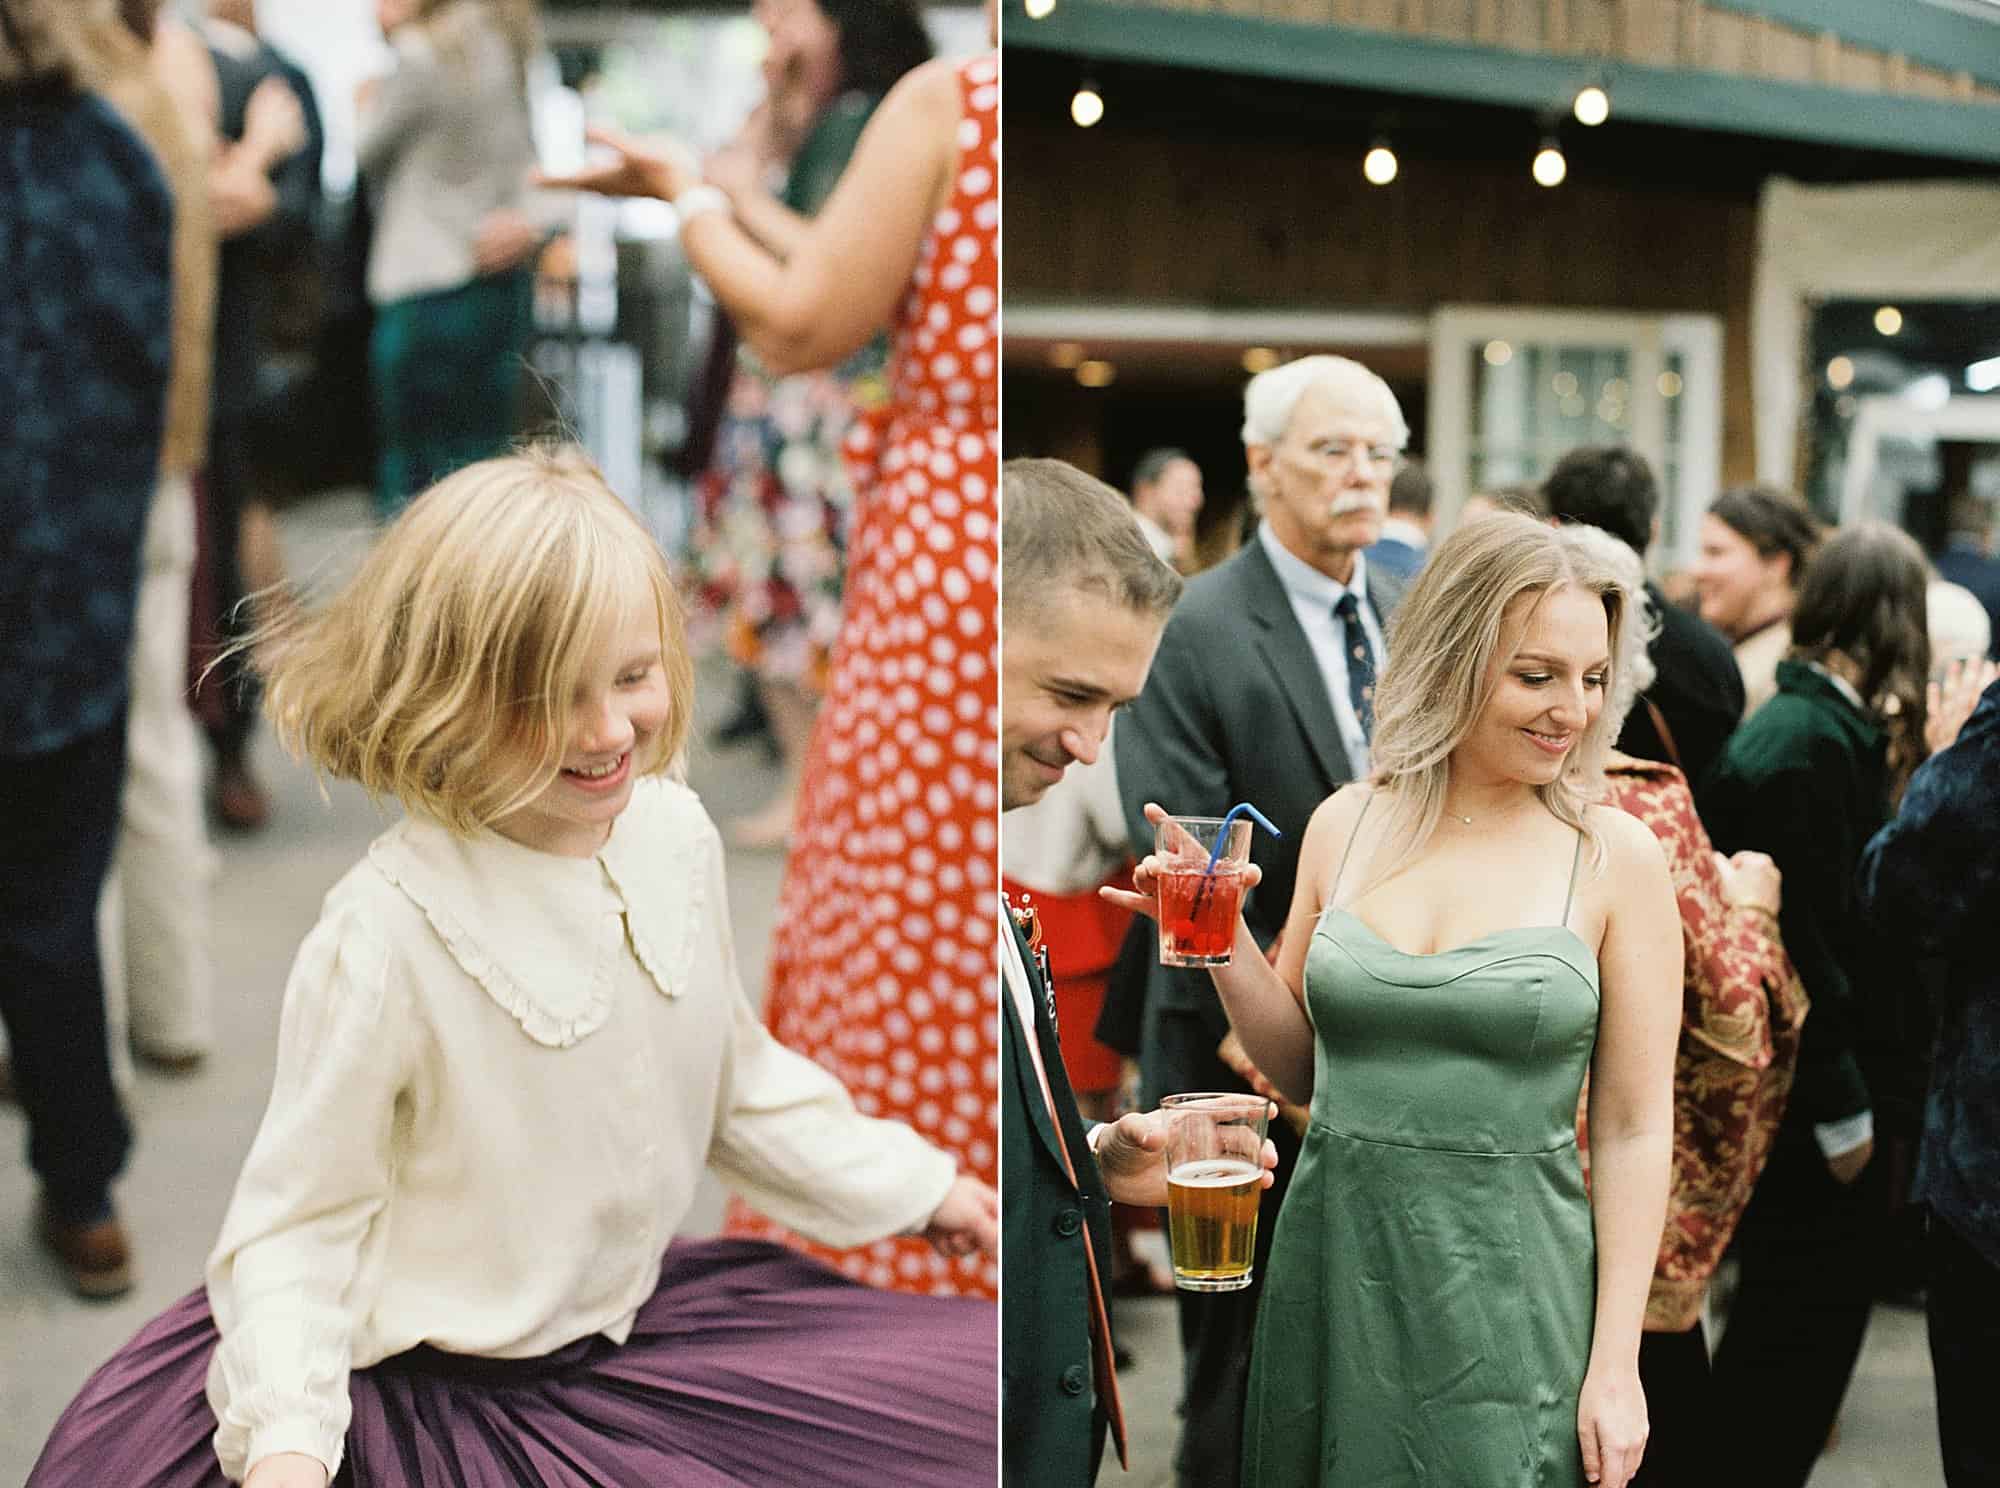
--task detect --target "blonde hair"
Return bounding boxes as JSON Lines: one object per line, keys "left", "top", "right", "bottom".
{"left": 259, "top": 445, "right": 694, "bottom": 836}
{"left": 1356, "top": 512, "right": 1630, "bottom": 896}
{"left": 1556, "top": 521, "right": 1658, "bottom": 741}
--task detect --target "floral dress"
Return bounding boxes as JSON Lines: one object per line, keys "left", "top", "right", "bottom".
{"left": 685, "top": 93, "right": 883, "bottom": 690}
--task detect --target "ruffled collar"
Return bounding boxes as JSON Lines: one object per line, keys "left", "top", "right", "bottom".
{"left": 368, "top": 778, "right": 707, "bottom": 1047}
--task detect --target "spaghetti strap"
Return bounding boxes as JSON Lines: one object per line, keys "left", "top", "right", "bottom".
{"left": 1559, "top": 828, "right": 1585, "bottom": 928}
{"left": 1329, "top": 791, "right": 1375, "bottom": 905}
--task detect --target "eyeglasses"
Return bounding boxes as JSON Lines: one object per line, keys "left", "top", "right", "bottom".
{"left": 1303, "top": 438, "right": 1406, "bottom": 475}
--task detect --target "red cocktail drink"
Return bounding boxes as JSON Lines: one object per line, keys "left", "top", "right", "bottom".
{"left": 1157, "top": 866, "right": 1247, "bottom": 966}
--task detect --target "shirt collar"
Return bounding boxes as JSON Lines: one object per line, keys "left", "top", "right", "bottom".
{"left": 1257, "top": 520, "right": 1369, "bottom": 613}
{"left": 1377, "top": 516, "right": 1428, "bottom": 552}
{"left": 367, "top": 777, "right": 704, "bottom": 1047}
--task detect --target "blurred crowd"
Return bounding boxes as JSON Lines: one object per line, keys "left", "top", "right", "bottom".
{"left": 1003, "top": 351, "right": 2000, "bottom": 1487}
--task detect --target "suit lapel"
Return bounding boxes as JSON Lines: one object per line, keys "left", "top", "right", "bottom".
{"left": 1240, "top": 541, "right": 1352, "bottom": 787}
{"left": 1002, "top": 911, "right": 1079, "bottom": 1182}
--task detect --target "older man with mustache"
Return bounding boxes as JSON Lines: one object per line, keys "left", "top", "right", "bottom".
{"left": 1112, "top": 353, "right": 1410, "bottom": 1488}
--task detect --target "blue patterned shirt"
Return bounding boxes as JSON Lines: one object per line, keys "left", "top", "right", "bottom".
{"left": 1, "top": 83, "right": 173, "bottom": 755}
{"left": 1857, "top": 680, "right": 2000, "bottom": 1271}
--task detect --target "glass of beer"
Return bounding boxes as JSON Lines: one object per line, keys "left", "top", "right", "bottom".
{"left": 1155, "top": 815, "right": 1253, "bottom": 967}
{"left": 1160, "top": 1092, "right": 1269, "bottom": 1292}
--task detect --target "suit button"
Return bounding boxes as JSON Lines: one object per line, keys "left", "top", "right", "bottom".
{"left": 1054, "top": 1208, "right": 1082, "bottom": 1237}
{"left": 1060, "top": 1363, "right": 1089, "bottom": 1396}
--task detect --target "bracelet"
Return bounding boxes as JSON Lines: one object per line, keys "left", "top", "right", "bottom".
{"left": 673, "top": 184, "right": 730, "bottom": 224}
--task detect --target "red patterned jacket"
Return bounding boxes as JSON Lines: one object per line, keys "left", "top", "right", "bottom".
{"left": 1580, "top": 759, "right": 1810, "bottom": 1331}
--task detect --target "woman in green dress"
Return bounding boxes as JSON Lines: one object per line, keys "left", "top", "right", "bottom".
{"left": 1111, "top": 513, "right": 1681, "bottom": 1487}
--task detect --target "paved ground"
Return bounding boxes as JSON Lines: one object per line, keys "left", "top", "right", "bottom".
{"left": 1104, "top": 1256, "right": 1944, "bottom": 1486}
{"left": 0, "top": 489, "right": 792, "bottom": 1483}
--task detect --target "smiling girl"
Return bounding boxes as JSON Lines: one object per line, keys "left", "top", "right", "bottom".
{"left": 1108, "top": 512, "right": 1682, "bottom": 1488}
{"left": 28, "top": 447, "right": 997, "bottom": 1488}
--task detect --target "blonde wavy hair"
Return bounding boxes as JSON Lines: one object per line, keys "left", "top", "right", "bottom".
{"left": 258, "top": 445, "right": 694, "bottom": 836}
{"left": 1355, "top": 512, "right": 1631, "bottom": 896}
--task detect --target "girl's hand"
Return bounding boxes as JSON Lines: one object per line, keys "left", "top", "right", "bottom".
{"left": 1927, "top": 656, "right": 2000, "bottom": 755}
{"left": 1098, "top": 802, "right": 1263, "bottom": 920}
{"left": 1577, "top": 1363, "right": 1648, "bottom": 1487}
{"left": 243, "top": 1452, "right": 330, "bottom": 1488}
{"left": 922, "top": 1175, "right": 998, "bottom": 1258}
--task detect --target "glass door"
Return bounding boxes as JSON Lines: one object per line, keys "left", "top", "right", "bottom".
{"left": 1428, "top": 307, "right": 1721, "bottom": 570}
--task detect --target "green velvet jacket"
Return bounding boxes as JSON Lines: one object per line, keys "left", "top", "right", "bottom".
{"left": 1701, "top": 660, "right": 1890, "bottom": 1139}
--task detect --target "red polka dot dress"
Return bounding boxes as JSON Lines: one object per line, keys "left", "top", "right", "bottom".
{"left": 725, "top": 53, "right": 999, "bottom": 1299}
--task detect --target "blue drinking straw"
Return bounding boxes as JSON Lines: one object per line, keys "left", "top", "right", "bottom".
{"left": 1204, "top": 801, "right": 1282, "bottom": 876}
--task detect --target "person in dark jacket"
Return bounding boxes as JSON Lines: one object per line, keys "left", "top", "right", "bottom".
{"left": 1856, "top": 657, "right": 2000, "bottom": 1485}
{"left": 1543, "top": 446, "right": 1745, "bottom": 821}
{"left": 1701, "top": 522, "right": 1936, "bottom": 1488}
{"left": 1, "top": 0, "right": 174, "bottom": 1297}
{"left": 1000, "top": 458, "right": 1274, "bottom": 1486}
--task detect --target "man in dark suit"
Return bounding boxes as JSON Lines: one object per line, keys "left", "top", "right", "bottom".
{"left": 1000, "top": 458, "right": 1272, "bottom": 1487}
{"left": 1113, "top": 354, "right": 1410, "bottom": 1488}
{"left": 1543, "top": 446, "right": 1744, "bottom": 817}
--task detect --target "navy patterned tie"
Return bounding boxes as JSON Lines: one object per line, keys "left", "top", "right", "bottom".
{"left": 1335, "top": 590, "right": 1377, "bottom": 740}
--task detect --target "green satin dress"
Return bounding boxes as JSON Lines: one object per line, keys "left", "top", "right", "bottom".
{"left": 1243, "top": 831, "right": 1599, "bottom": 1486}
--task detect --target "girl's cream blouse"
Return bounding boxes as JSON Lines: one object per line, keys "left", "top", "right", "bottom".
{"left": 203, "top": 778, "right": 957, "bottom": 1482}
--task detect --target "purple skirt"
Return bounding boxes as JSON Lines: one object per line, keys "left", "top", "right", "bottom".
{"left": 29, "top": 1238, "right": 996, "bottom": 1486}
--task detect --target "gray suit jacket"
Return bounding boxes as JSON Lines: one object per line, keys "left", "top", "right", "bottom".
{"left": 1113, "top": 538, "right": 1407, "bottom": 1038}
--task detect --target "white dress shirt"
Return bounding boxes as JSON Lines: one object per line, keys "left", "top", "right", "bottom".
{"left": 204, "top": 778, "right": 954, "bottom": 1482}
{"left": 1256, "top": 522, "right": 1387, "bottom": 777}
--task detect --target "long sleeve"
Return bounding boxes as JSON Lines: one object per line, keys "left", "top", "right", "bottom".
{"left": 1712, "top": 760, "right": 1869, "bottom": 1125}
{"left": 353, "top": 42, "right": 435, "bottom": 178}
{"left": 205, "top": 909, "right": 409, "bottom": 1484}
{"left": 703, "top": 840, "right": 955, "bottom": 1247}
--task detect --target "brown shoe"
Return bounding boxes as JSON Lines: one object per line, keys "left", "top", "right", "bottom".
{"left": 37, "top": 1205, "right": 134, "bottom": 1300}
{"left": 214, "top": 762, "right": 270, "bottom": 832}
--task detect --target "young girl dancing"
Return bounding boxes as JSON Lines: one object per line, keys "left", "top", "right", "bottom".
{"left": 29, "top": 446, "right": 999, "bottom": 1488}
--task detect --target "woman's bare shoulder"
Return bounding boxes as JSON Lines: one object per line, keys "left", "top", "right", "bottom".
{"left": 1586, "top": 802, "right": 1672, "bottom": 892}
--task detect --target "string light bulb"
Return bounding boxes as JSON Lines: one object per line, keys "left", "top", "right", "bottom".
{"left": 1532, "top": 138, "right": 1567, "bottom": 187}
{"left": 1071, "top": 80, "right": 1104, "bottom": 128}
{"left": 1362, "top": 140, "right": 1398, "bottom": 185}
{"left": 1024, "top": 0, "right": 1055, "bottom": 16}
{"left": 1572, "top": 84, "right": 1610, "bottom": 127}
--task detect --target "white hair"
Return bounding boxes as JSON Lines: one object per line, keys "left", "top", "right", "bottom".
{"left": 1555, "top": 520, "right": 1658, "bottom": 740}
{"left": 1929, "top": 578, "right": 1992, "bottom": 670}
{"left": 1240, "top": 354, "right": 1409, "bottom": 450}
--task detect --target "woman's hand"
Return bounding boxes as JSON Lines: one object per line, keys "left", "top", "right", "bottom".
{"left": 1927, "top": 656, "right": 2000, "bottom": 755}
{"left": 1714, "top": 849, "right": 1780, "bottom": 917}
{"left": 243, "top": 1452, "right": 329, "bottom": 1488}
{"left": 1098, "top": 802, "right": 1263, "bottom": 921}
{"left": 1577, "top": 1363, "right": 1648, "bottom": 1487}
{"left": 537, "top": 127, "right": 698, "bottom": 204}
{"left": 922, "top": 1175, "right": 998, "bottom": 1258}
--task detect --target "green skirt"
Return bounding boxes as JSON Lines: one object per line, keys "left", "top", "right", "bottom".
{"left": 369, "top": 268, "right": 533, "bottom": 518}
